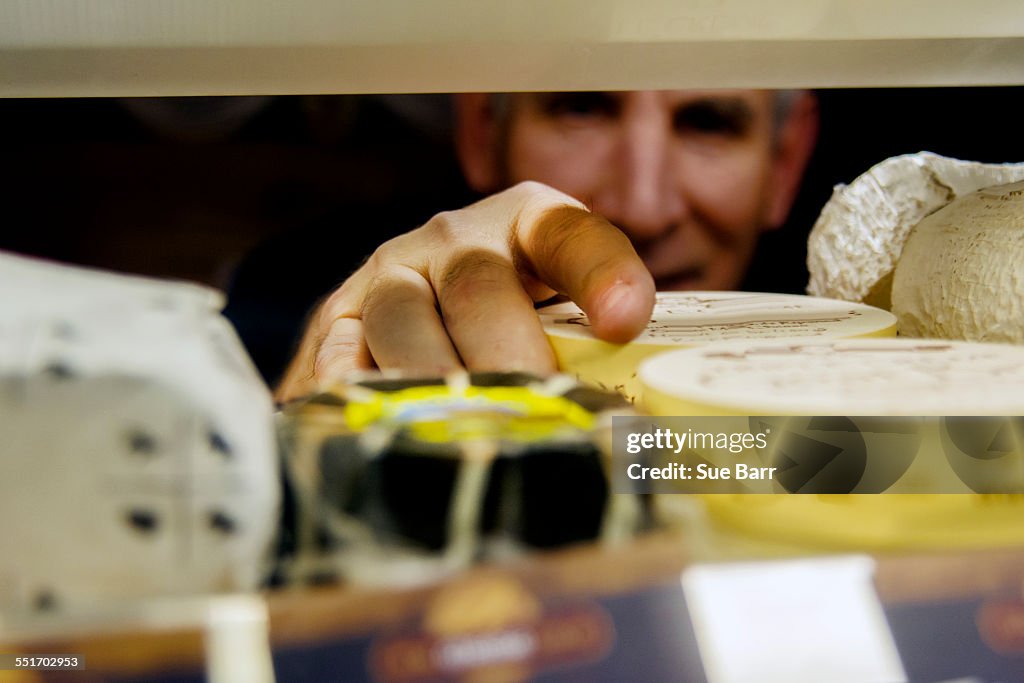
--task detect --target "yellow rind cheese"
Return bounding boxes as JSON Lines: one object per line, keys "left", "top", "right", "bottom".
{"left": 540, "top": 291, "right": 896, "bottom": 403}
{"left": 639, "top": 338, "right": 1024, "bottom": 551}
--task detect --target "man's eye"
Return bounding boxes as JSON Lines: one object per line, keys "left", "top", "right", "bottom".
{"left": 673, "top": 102, "right": 751, "bottom": 137}
{"left": 541, "top": 93, "right": 620, "bottom": 119}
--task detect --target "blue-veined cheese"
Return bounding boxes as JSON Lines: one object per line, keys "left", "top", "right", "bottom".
{"left": 0, "top": 251, "right": 279, "bottom": 610}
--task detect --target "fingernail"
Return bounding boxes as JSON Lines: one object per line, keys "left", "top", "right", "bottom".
{"left": 591, "top": 282, "right": 640, "bottom": 343}
{"left": 598, "top": 282, "right": 631, "bottom": 320}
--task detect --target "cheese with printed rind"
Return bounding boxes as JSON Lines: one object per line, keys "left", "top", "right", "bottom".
{"left": 639, "top": 338, "right": 1024, "bottom": 417}
{"left": 806, "top": 152, "right": 1024, "bottom": 309}
{"left": 892, "top": 180, "right": 1024, "bottom": 343}
{"left": 540, "top": 291, "right": 896, "bottom": 402}
{"left": 638, "top": 338, "right": 1024, "bottom": 550}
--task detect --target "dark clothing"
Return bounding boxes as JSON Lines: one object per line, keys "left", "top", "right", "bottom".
{"left": 224, "top": 190, "right": 479, "bottom": 387}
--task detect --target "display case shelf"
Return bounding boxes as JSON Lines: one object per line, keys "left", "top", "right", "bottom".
{"left": 3, "top": 0, "right": 1024, "bottom": 96}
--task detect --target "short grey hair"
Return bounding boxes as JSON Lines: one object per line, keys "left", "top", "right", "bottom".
{"left": 772, "top": 90, "right": 803, "bottom": 137}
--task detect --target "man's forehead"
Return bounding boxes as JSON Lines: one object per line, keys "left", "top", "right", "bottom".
{"left": 518, "top": 89, "right": 772, "bottom": 112}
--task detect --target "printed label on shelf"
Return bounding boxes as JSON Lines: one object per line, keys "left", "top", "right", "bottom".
{"left": 681, "top": 555, "right": 906, "bottom": 683}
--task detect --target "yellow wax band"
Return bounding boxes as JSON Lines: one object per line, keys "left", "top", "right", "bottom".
{"left": 638, "top": 338, "right": 1024, "bottom": 551}
{"left": 342, "top": 385, "right": 596, "bottom": 444}
{"left": 276, "top": 373, "right": 639, "bottom": 586}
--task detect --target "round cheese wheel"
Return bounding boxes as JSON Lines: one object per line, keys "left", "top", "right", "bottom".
{"left": 892, "top": 180, "right": 1024, "bottom": 343}
{"left": 638, "top": 338, "right": 1024, "bottom": 550}
{"left": 540, "top": 291, "right": 896, "bottom": 403}
{"left": 640, "top": 337, "right": 1024, "bottom": 417}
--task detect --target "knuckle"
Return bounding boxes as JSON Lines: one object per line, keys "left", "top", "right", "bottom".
{"left": 359, "top": 273, "right": 393, "bottom": 313}
{"left": 370, "top": 236, "right": 403, "bottom": 264}
{"left": 313, "top": 321, "right": 366, "bottom": 377}
{"left": 363, "top": 265, "right": 428, "bottom": 310}
{"left": 313, "top": 339, "right": 358, "bottom": 375}
{"left": 510, "top": 179, "right": 585, "bottom": 211}
{"left": 510, "top": 179, "right": 546, "bottom": 195}
{"left": 370, "top": 230, "right": 430, "bottom": 269}
{"left": 440, "top": 251, "right": 512, "bottom": 297}
{"left": 533, "top": 208, "right": 597, "bottom": 259}
{"left": 424, "top": 209, "right": 462, "bottom": 240}
{"left": 317, "top": 283, "right": 357, "bottom": 329}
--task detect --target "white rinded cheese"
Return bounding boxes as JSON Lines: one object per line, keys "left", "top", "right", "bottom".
{"left": 0, "top": 251, "right": 279, "bottom": 610}
{"left": 539, "top": 291, "right": 895, "bottom": 402}
{"left": 892, "top": 180, "right": 1024, "bottom": 343}
{"left": 806, "top": 152, "right": 1024, "bottom": 308}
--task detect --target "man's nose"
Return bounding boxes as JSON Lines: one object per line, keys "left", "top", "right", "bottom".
{"left": 598, "top": 120, "right": 687, "bottom": 242}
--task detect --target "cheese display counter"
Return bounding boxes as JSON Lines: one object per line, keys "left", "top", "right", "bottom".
{"left": 3, "top": 2, "right": 1024, "bottom": 682}
{"left": 4, "top": 534, "right": 1024, "bottom": 681}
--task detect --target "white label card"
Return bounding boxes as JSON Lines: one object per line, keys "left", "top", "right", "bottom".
{"left": 681, "top": 555, "right": 906, "bottom": 683}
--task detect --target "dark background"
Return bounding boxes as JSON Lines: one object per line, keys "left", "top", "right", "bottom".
{"left": 751, "top": 87, "right": 1024, "bottom": 294}
{"left": 3, "top": 87, "right": 1022, "bottom": 295}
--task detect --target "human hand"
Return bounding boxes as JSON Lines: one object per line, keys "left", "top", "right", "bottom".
{"left": 275, "top": 181, "right": 655, "bottom": 401}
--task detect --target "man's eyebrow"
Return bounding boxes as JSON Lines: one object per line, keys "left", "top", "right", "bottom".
{"left": 674, "top": 97, "right": 756, "bottom": 130}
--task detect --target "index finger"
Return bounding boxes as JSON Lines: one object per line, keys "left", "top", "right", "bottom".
{"left": 518, "top": 205, "right": 655, "bottom": 343}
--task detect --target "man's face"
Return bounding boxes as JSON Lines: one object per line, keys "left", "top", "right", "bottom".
{"left": 499, "top": 90, "right": 784, "bottom": 291}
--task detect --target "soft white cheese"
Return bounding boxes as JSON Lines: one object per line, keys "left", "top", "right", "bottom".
{"left": 892, "top": 180, "right": 1024, "bottom": 342}
{"left": 806, "top": 152, "right": 1024, "bottom": 309}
